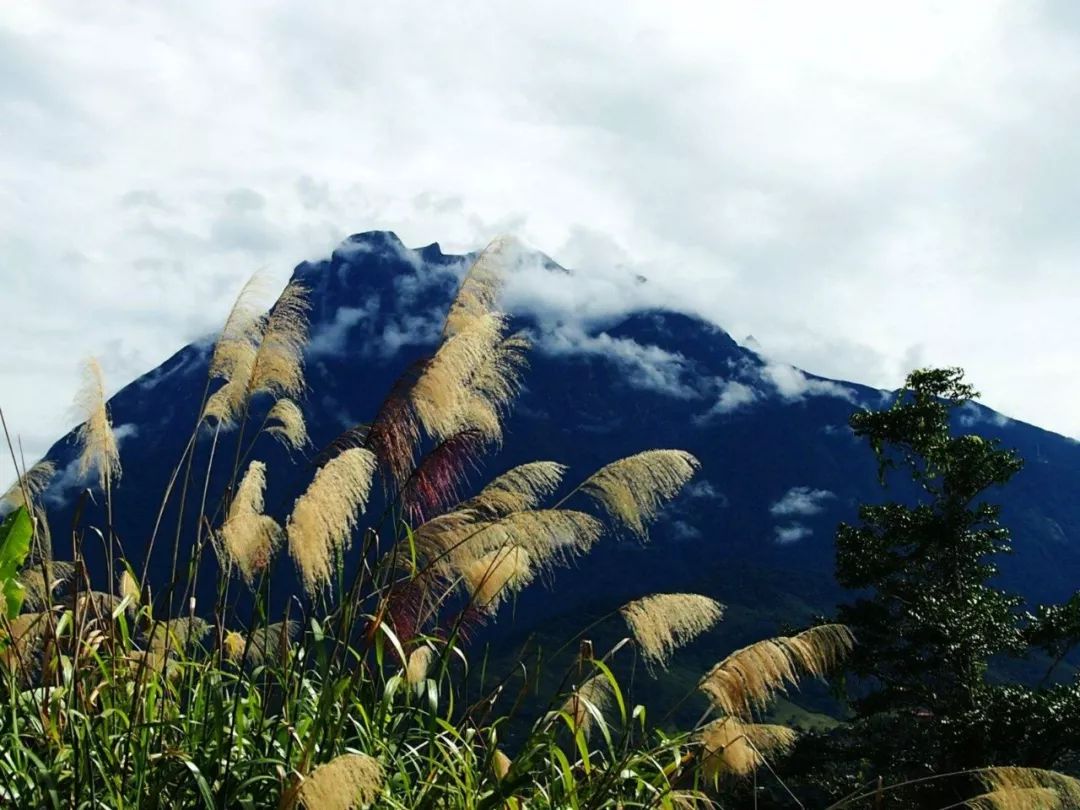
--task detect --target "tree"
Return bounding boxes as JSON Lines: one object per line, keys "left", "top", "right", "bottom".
{"left": 806, "top": 368, "right": 1080, "bottom": 806}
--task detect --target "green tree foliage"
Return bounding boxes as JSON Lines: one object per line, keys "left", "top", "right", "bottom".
{"left": 806, "top": 368, "right": 1080, "bottom": 806}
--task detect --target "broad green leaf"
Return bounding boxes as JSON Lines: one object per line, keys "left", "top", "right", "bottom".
{"left": 0, "top": 506, "right": 32, "bottom": 618}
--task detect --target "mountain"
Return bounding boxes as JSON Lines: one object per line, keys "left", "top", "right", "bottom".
{"left": 33, "top": 231, "right": 1080, "bottom": 657}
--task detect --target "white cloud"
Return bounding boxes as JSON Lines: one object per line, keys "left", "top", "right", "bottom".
{"left": 758, "top": 363, "right": 857, "bottom": 403}
{"left": 4, "top": 0, "right": 1080, "bottom": 472}
{"left": 307, "top": 299, "right": 380, "bottom": 357}
{"left": 770, "top": 486, "right": 836, "bottom": 517}
{"left": 958, "top": 401, "right": 1013, "bottom": 429}
{"left": 43, "top": 422, "right": 139, "bottom": 506}
{"left": 538, "top": 326, "right": 699, "bottom": 399}
{"left": 774, "top": 524, "right": 813, "bottom": 545}
{"left": 695, "top": 380, "right": 760, "bottom": 422}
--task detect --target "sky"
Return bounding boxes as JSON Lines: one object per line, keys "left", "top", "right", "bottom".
{"left": 4, "top": 1, "right": 1080, "bottom": 466}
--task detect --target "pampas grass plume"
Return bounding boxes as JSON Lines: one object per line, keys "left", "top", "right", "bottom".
{"left": 699, "top": 624, "right": 854, "bottom": 718}
{"left": 287, "top": 448, "right": 377, "bottom": 595}
{"left": 74, "top": 359, "right": 121, "bottom": 489}
{"left": 223, "top": 631, "right": 246, "bottom": 664}
{"left": 266, "top": 398, "right": 309, "bottom": 451}
{"left": 249, "top": 281, "right": 310, "bottom": 398}
{"left": 464, "top": 546, "right": 532, "bottom": 613}
{"left": 220, "top": 461, "right": 282, "bottom": 585}
{"left": 463, "top": 461, "right": 567, "bottom": 517}
{"left": 620, "top": 593, "right": 724, "bottom": 670}
{"left": 967, "top": 768, "right": 1080, "bottom": 809}
{"left": 295, "top": 752, "right": 383, "bottom": 810}
{"left": 580, "top": 450, "right": 698, "bottom": 539}
{"left": 697, "top": 717, "right": 796, "bottom": 780}
{"left": 405, "top": 646, "right": 434, "bottom": 686}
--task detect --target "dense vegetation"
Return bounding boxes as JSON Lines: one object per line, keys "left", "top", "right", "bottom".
{"left": 1, "top": 241, "right": 1079, "bottom": 808}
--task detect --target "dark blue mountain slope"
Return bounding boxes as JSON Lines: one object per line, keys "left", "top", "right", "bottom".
{"left": 32, "top": 232, "right": 1080, "bottom": 650}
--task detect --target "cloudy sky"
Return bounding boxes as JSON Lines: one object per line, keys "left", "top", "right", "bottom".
{"left": 4, "top": 1, "right": 1080, "bottom": 464}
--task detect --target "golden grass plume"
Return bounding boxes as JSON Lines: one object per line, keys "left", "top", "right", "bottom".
{"left": 74, "top": 359, "right": 121, "bottom": 489}
{"left": 492, "top": 749, "right": 512, "bottom": 780}
{"left": 966, "top": 768, "right": 1080, "bottom": 809}
{"left": 412, "top": 508, "right": 602, "bottom": 580}
{"left": 249, "top": 281, "right": 310, "bottom": 398}
{"left": 444, "top": 238, "right": 508, "bottom": 338}
{"left": 464, "top": 546, "right": 533, "bottom": 613}
{"left": 462, "top": 461, "right": 567, "bottom": 518}
{"left": 287, "top": 448, "right": 377, "bottom": 595}
{"left": 203, "top": 339, "right": 257, "bottom": 427}
{"left": 405, "top": 645, "right": 434, "bottom": 686}
{"left": 119, "top": 569, "right": 140, "bottom": 607}
{"left": 411, "top": 311, "right": 505, "bottom": 444}
{"left": 295, "top": 752, "right": 384, "bottom": 810}
{"left": 580, "top": 450, "right": 698, "bottom": 539}
{"left": 620, "top": 593, "right": 725, "bottom": 670}
{"left": 697, "top": 717, "right": 797, "bottom": 780}
{"left": 220, "top": 461, "right": 283, "bottom": 585}
{"left": 699, "top": 624, "right": 854, "bottom": 719}
{"left": 208, "top": 272, "right": 270, "bottom": 382}
{"left": 266, "top": 398, "right": 309, "bottom": 451}
{"left": 148, "top": 617, "right": 211, "bottom": 656}
{"left": 223, "top": 630, "right": 246, "bottom": 664}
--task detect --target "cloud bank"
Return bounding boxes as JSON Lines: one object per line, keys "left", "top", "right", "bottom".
{"left": 4, "top": 0, "right": 1080, "bottom": 474}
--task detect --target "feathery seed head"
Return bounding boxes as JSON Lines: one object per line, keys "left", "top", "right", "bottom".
{"left": 119, "top": 570, "right": 140, "bottom": 606}
{"left": 405, "top": 645, "right": 434, "bottom": 686}
{"left": 697, "top": 717, "right": 796, "bottom": 780}
{"left": 698, "top": 624, "right": 854, "bottom": 718}
{"left": 444, "top": 238, "right": 509, "bottom": 338}
{"left": 492, "top": 749, "right": 512, "bottom": 780}
{"left": 401, "top": 430, "right": 484, "bottom": 524}
{"left": 231, "top": 460, "right": 268, "bottom": 517}
{"left": 74, "top": 359, "right": 121, "bottom": 489}
{"left": 221, "top": 461, "right": 283, "bottom": 585}
{"left": 209, "top": 272, "right": 271, "bottom": 381}
{"left": 223, "top": 630, "right": 246, "bottom": 663}
{"left": 203, "top": 341, "right": 257, "bottom": 427}
{"left": 620, "top": 593, "right": 725, "bottom": 670}
{"left": 247, "top": 620, "right": 299, "bottom": 666}
{"left": 296, "top": 752, "right": 384, "bottom": 810}
{"left": 249, "top": 281, "right": 310, "bottom": 399}
{"left": 462, "top": 461, "right": 567, "bottom": 518}
{"left": 149, "top": 617, "right": 211, "bottom": 656}
{"left": 287, "top": 448, "right": 377, "bottom": 596}
{"left": 221, "top": 513, "right": 282, "bottom": 586}
{"left": 580, "top": 450, "right": 699, "bottom": 540}
{"left": 968, "top": 768, "right": 1080, "bottom": 809}
{"left": 417, "top": 509, "right": 602, "bottom": 580}
{"left": 266, "top": 398, "right": 309, "bottom": 451}
{"left": 412, "top": 311, "right": 506, "bottom": 443}
{"left": 464, "top": 546, "right": 533, "bottom": 613}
